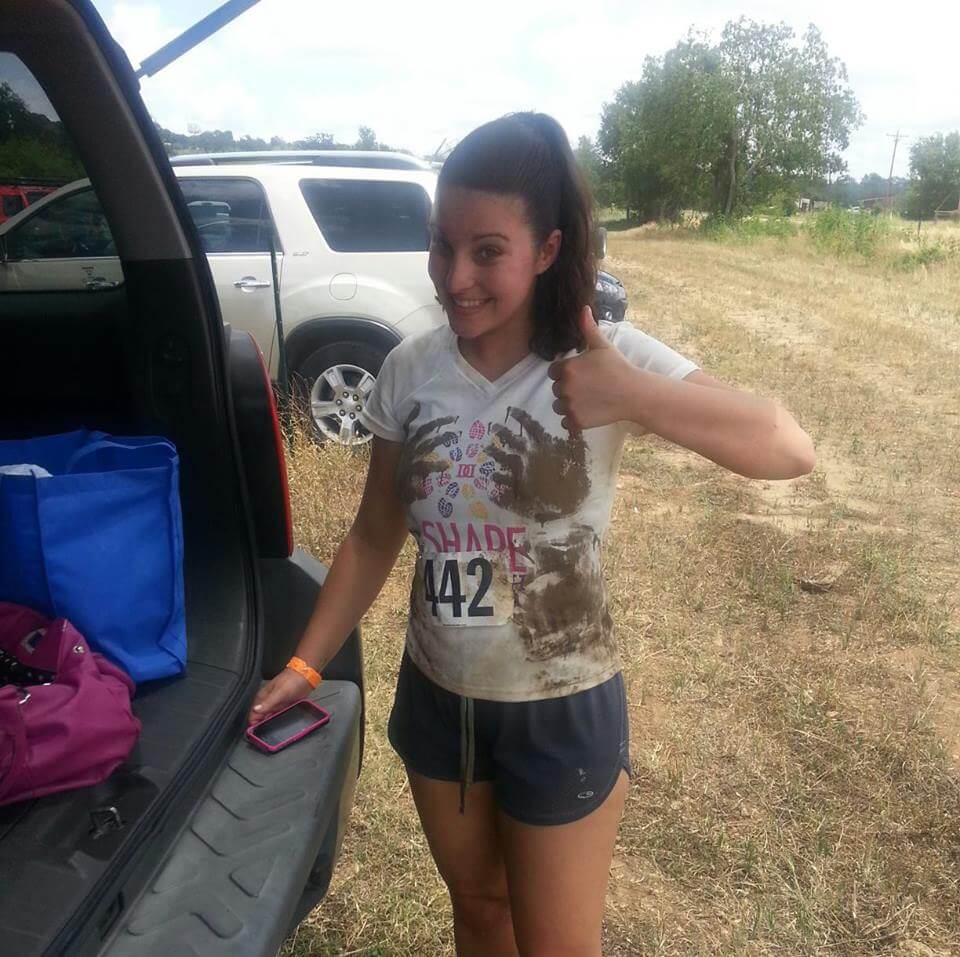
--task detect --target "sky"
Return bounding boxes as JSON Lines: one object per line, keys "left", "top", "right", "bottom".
{"left": 92, "top": 0, "right": 959, "bottom": 180}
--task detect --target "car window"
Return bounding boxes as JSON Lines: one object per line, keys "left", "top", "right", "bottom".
{"left": 178, "top": 177, "right": 275, "bottom": 254}
{"left": 5, "top": 187, "right": 116, "bottom": 260}
{"left": 0, "top": 52, "right": 123, "bottom": 288}
{"left": 299, "top": 179, "right": 431, "bottom": 252}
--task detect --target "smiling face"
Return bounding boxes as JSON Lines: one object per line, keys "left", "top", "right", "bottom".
{"left": 428, "top": 185, "right": 561, "bottom": 345}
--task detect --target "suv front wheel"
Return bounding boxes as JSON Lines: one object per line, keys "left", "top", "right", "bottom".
{"left": 293, "top": 340, "right": 388, "bottom": 446}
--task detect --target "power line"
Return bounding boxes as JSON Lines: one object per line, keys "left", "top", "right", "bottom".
{"left": 886, "top": 130, "right": 910, "bottom": 204}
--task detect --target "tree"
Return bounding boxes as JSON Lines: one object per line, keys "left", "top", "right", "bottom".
{"left": 0, "top": 134, "right": 83, "bottom": 180}
{"left": 295, "top": 132, "right": 338, "bottom": 150}
{"left": 237, "top": 133, "right": 271, "bottom": 151}
{"left": 152, "top": 123, "right": 409, "bottom": 159}
{"left": 716, "top": 22, "right": 861, "bottom": 214}
{"left": 818, "top": 173, "right": 907, "bottom": 209}
{"left": 823, "top": 174, "right": 858, "bottom": 207}
{"left": 574, "top": 135, "right": 620, "bottom": 210}
{"left": 599, "top": 37, "right": 731, "bottom": 219}
{"left": 905, "top": 132, "right": 960, "bottom": 219}
{"left": 355, "top": 126, "right": 377, "bottom": 150}
{"left": 0, "top": 82, "right": 30, "bottom": 136}
{"left": 858, "top": 172, "right": 888, "bottom": 199}
{"left": 0, "top": 81, "right": 82, "bottom": 180}
{"left": 598, "top": 20, "right": 862, "bottom": 218}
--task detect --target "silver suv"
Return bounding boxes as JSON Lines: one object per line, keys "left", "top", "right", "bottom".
{"left": 0, "top": 162, "right": 444, "bottom": 444}
{"left": 1, "top": 158, "right": 628, "bottom": 445}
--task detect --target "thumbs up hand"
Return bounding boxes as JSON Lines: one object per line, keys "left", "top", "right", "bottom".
{"left": 548, "top": 306, "right": 642, "bottom": 433}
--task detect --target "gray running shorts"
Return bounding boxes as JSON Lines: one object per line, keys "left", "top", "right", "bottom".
{"left": 388, "top": 649, "right": 631, "bottom": 826}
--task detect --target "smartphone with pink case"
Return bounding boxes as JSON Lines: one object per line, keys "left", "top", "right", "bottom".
{"left": 246, "top": 698, "right": 331, "bottom": 753}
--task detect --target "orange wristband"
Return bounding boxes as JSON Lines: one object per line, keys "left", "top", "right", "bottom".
{"left": 286, "top": 656, "right": 322, "bottom": 689}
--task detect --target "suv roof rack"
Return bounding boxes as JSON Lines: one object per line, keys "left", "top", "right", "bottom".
{"left": 169, "top": 150, "right": 433, "bottom": 171}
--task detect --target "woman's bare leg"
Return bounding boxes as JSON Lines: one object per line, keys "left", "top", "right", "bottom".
{"left": 407, "top": 770, "right": 519, "bottom": 957}
{"left": 497, "top": 771, "right": 628, "bottom": 957}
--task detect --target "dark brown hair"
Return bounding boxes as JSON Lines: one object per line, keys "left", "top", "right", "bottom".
{"left": 438, "top": 112, "right": 596, "bottom": 359}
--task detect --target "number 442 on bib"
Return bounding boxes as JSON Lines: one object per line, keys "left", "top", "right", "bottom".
{"left": 420, "top": 553, "right": 513, "bottom": 626}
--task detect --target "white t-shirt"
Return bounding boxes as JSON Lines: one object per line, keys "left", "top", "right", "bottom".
{"left": 360, "top": 321, "right": 698, "bottom": 701}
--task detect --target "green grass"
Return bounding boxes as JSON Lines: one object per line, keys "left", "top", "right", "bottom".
{"left": 809, "top": 208, "right": 893, "bottom": 257}
{"left": 688, "top": 208, "right": 960, "bottom": 273}
{"left": 699, "top": 213, "right": 799, "bottom": 243}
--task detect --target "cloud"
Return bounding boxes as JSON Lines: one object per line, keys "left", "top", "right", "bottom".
{"left": 99, "top": 0, "right": 959, "bottom": 176}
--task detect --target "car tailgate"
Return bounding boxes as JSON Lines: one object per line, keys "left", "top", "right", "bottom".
{"left": 101, "top": 680, "right": 360, "bottom": 957}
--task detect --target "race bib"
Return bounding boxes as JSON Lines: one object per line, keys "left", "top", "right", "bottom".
{"left": 418, "top": 551, "right": 514, "bottom": 627}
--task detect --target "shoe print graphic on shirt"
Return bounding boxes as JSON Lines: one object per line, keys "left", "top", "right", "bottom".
{"left": 401, "top": 405, "right": 591, "bottom": 528}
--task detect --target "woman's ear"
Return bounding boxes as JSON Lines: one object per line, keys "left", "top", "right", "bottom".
{"left": 535, "top": 229, "right": 563, "bottom": 275}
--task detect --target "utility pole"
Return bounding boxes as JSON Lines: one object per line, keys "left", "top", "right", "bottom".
{"left": 886, "top": 130, "right": 909, "bottom": 210}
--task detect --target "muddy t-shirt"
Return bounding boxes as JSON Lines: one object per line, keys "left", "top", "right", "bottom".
{"left": 360, "top": 321, "right": 698, "bottom": 701}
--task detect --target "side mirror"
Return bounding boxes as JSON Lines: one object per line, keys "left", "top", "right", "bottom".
{"left": 594, "top": 226, "right": 607, "bottom": 260}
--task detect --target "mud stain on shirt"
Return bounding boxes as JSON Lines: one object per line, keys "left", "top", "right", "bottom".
{"left": 484, "top": 407, "right": 589, "bottom": 525}
{"left": 408, "top": 559, "right": 441, "bottom": 675}
{"left": 483, "top": 554, "right": 516, "bottom": 621}
{"left": 513, "top": 525, "right": 615, "bottom": 662}
{"left": 396, "top": 401, "right": 459, "bottom": 504}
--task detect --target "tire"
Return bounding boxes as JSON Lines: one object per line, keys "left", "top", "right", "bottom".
{"left": 292, "top": 339, "right": 390, "bottom": 446}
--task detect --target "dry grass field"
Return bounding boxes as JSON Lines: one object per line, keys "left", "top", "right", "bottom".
{"left": 281, "top": 225, "right": 960, "bottom": 956}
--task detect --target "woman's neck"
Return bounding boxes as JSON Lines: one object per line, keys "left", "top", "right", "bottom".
{"left": 457, "top": 311, "right": 534, "bottom": 382}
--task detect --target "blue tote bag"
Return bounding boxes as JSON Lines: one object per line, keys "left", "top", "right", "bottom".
{"left": 0, "top": 430, "right": 186, "bottom": 683}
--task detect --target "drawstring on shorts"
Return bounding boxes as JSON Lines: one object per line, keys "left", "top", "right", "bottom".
{"left": 459, "top": 695, "right": 475, "bottom": 814}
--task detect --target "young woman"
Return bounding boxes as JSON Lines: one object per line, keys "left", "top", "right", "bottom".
{"left": 250, "top": 112, "right": 815, "bottom": 956}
